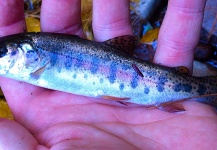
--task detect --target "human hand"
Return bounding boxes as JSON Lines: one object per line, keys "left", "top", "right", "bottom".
{"left": 0, "top": 0, "right": 217, "bottom": 149}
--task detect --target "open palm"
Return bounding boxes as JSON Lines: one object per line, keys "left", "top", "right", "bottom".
{"left": 0, "top": 0, "right": 216, "bottom": 149}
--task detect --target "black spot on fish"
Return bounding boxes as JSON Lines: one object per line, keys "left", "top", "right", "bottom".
{"left": 146, "top": 70, "right": 157, "bottom": 78}
{"left": 197, "top": 84, "right": 207, "bottom": 95}
{"left": 84, "top": 74, "right": 88, "bottom": 79}
{"left": 119, "top": 83, "right": 124, "bottom": 91}
{"left": 50, "top": 53, "right": 58, "bottom": 66}
{"left": 156, "top": 76, "right": 168, "bottom": 92}
{"left": 156, "top": 84, "right": 164, "bottom": 92}
{"left": 131, "top": 73, "right": 139, "bottom": 89}
{"left": 174, "top": 83, "right": 192, "bottom": 93}
{"left": 183, "top": 84, "right": 192, "bottom": 93}
{"left": 174, "top": 84, "right": 181, "bottom": 92}
{"left": 64, "top": 56, "right": 72, "bottom": 70}
{"left": 158, "top": 76, "right": 168, "bottom": 84}
{"left": 122, "top": 64, "right": 130, "bottom": 70}
{"left": 100, "top": 78, "right": 103, "bottom": 83}
{"left": 108, "top": 62, "right": 117, "bottom": 84}
{"left": 57, "top": 64, "right": 62, "bottom": 73}
{"left": 73, "top": 74, "right": 77, "bottom": 79}
{"left": 90, "top": 56, "right": 100, "bottom": 74}
{"left": 75, "top": 54, "right": 83, "bottom": 67}
{"left": 144, "top": 87, "right": 150, "bottom": 94}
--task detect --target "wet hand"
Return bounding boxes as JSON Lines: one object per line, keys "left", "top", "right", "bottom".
{"left": 0, "top": 0, "right": 216, "bottom": 149}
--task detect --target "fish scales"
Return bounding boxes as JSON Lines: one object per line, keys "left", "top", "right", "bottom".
{"left": 0, "top": 32, "right": 217, "bottom": 108}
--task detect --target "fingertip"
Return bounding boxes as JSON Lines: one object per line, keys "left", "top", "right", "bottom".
{"left": 40, "top": 0, "right": 84, "bottom": 37}
{"left": 0, "top": 0, "right": 26, "bottom": 36}
{"left": 153, "top": 40, "right": 194, "bottom": 72}
{"left": 183, "top": 101, "right": 217, "bottom": 116}
{"left": 154, "top": 0, "right": 206, "bottom": 70}
{"left": 0, "top": 119, "right": 38, "bottom": 149}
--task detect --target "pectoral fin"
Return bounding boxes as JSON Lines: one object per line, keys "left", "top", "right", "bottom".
{"left": 30, "top": 62, "right": 49, "bottom": 79}
{"left": 101, "top": 95, "right": 131, "bottom": 101}
{"left": 100, "top": 95, "right": 130, "bottom": 106}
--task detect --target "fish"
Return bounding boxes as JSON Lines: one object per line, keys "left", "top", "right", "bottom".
{"left": 0, "top": 32, "right": 217, "bottom": 111}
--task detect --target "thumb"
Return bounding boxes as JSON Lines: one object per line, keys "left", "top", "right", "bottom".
{"left": 0, "top": 119, "right": 43, "bottom": 149}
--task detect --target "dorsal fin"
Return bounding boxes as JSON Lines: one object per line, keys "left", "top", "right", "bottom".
{"left": 103, "top": 35, "right": 137, "bottom": 56}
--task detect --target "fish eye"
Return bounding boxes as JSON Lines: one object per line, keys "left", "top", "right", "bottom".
{"left": 6, "top": 43, "right": 19, "bottom": 57}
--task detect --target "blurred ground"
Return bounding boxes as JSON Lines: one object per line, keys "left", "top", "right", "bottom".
{"left": 201, "top": 0, "right": 217, "bottom": 45}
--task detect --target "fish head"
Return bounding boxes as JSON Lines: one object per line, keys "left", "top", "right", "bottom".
{"left": 0, "top": 34, "right": 39, "bottom": 75}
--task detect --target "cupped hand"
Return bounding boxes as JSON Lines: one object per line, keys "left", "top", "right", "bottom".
{"left": 0, "top": 0, "right": 217, "bottom": 149}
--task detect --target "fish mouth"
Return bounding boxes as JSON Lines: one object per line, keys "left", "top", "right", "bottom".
{"left": 0, "top": 41, "right": 7, "bottom": 58}
{"left": 0, "top": 33, "right": 35, "bottom": 57}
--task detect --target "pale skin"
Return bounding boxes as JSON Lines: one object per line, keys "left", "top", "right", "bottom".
{"left": 0, "top": 0, "right": 217, "bottom": 149}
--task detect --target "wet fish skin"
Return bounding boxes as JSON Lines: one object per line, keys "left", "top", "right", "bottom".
{"left": 0, "top": 32, "right": 217, "bottom": 108}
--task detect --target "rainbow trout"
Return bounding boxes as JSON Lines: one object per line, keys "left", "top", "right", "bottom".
{"left": 0, "top": 32, "right": 217, "bottom": 110}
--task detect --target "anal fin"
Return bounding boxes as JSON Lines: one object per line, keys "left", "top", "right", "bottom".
{"left": 30, "top": 62, "right": 49, "bottom": 80}
{"left": 157, "top": 101, "right": 185, "bottom": 113}
{"left": 156, "top": 93, "right": 217, "bottom": 113}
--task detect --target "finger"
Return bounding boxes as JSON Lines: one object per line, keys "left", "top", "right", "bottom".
{"left": 154, "top": 0, "right": 206, "bottom": 71}
{"left": 92, "top": 0, "right": 133, "bottom": 41}
{"left": 0, "top": 0, "right": 26, "bottom": 36}
{"left": 40, "top": 0, "right": 84, "bottom": 37}
{"left": 0, "top": 119, "right": 40, "bottom": 149}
